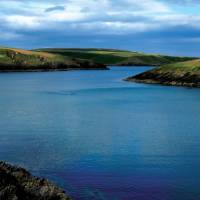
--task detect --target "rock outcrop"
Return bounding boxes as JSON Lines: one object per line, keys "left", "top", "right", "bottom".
{"left": 0, "top": 162, "right": 71, "bottom": 200}
{"left": 126, "top": 70, "right": 200, "bottom": 88}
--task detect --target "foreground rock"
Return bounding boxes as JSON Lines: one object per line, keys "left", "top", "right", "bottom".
{"left": 0, "top": 162, "right": 71, "bottom": 200}
{"left": 126, "top": 59, "right": 200, "bottom": 88}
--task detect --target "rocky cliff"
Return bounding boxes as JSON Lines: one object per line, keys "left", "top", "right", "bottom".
{"left": 0, "top": 162, "right": 71, "bottom": 200}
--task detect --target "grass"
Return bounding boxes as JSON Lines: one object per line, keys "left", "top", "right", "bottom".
{"left": 35, "top": 48, "right": 128, "bottom": 64}
{"left": 127, "top": 59, "right": 200, "bottom": 87}
{"left": 0, "top": 47, "right": 106, "bottom": 71}
{"left": 157, "top": 59, "right": 200, "bottom": 74}
{"left": 0, "top": 48, "right": 66, "bottom": 68}
{"left": 35, "top": 48, "right": 197, "bottom": 66}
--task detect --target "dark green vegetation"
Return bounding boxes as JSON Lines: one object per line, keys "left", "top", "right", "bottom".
{"left": 35, "top": 48, "right": 196, "bottom": 66}
{"left": 126, "top": 59, "right": 200, "bottom": 87}
{"left": 0, "top": 161, "right": 71, "bottom": 200}
{"left": 0, "top": 47, "right": 106, "bottom": 72}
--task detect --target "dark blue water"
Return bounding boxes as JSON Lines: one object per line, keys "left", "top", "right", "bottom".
{"left": 0, "top": 67, "right": 200, "bottom": 200}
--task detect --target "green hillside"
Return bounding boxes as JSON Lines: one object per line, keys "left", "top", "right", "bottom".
{"left": 0, "top": 47, "right": 106, "bottom": 71}
{"left": 126, "top": 59, "right": 200, "bottom": 87}
{"left": 35, "top": 48, "right": 196, "bottom": 66}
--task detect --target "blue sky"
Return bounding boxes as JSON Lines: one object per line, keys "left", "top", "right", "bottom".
{"left": 1, "top": 0, "right": 200, "bottom": 56}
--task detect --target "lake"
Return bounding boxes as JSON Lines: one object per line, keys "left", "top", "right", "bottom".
{"left": 0, "top": 67, "right": 200, "bottom": 200}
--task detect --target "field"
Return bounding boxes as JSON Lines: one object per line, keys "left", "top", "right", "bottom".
{"left": 35, "top": 48, "right": 196, "bottom": 66}
{"left": 0, "top": 47, "right": 106, "bottom": 71}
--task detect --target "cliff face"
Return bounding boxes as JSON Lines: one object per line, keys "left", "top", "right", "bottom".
{"left": 0, "top": 162, "right": 71, "bottom": 200}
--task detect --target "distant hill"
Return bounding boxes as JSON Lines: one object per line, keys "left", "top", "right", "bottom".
{"left": 35, "top": 48, "right": 197, "bottom": 66}
{"left": 0, "top": 47, "right": 197, "bottom": 74}
{"left": 0, "top": 47, "right": 106, "bottom": 72}
{"left": 126, "top": 59, "right": 200, "bottom": 88}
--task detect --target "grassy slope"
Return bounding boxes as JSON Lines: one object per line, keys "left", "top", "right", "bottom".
{"left": 126, "top": 59, "right": 200, "bottom": 87}
{"left": 35, "top": 48, "right": 196, "bottom": 66}
{"left": 0, "top": 47, "right": 106, "bottom": 71}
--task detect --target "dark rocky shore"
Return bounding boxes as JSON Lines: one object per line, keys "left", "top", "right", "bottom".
{"left": 126, "top": 69, "right": 200, "bottom": 88}
{"left": 0, "top": 162, "right": 71, "bottom": 200}
{"left": 0, "top": 61, "right": 107, "bottom": 72}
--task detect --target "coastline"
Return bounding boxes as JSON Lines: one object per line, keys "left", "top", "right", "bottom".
{"left": 0, "top": 161, "right": 71, "bottom": 200}
{"left": 0, "top": 66, "right": 109, "bottom": 73}
{"left": 125, "top": 59, "right": 200, "bottom": 88}
{"left": 125, "top": 73, "right": 200, "bottom": 88}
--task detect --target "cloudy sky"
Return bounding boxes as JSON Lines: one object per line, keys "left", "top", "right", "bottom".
{"left": 1, "top": 0, "right": 200, "bottom": 56}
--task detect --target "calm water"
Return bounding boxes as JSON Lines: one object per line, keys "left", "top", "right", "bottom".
{"left": 0, "top": 67, "right": 200, "bottom": 200}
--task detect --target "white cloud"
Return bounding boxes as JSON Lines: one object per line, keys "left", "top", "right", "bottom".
{"left": 1, "top": 0, "right": 200, "bottom": 34}
{"left": 72, "top": 21, "right": 160, "bottom": 35}
{"left": 5, "top": 15, "right": 41, "bottom": 29}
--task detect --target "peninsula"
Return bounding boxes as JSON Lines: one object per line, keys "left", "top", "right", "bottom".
{"left": 0, "top": 47, "right": 107, "bottom": 72}
{"left": 126, "top": 59, "right": 200, "bottom": 88}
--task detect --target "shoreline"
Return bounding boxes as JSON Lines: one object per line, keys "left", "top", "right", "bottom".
{"left": 125, "top": 60, "right": 200, "bottom": 88}
{"left": 0, "top": 65, "right": 152, "bottom": 73}
{"left": 0, "top": 67, "right": 109, "bottom": 73}
{"left": 0, "top": 161, "right": 71, "bottom": 200}
{"left": 125, "top": 76, "right": 200, "bottom": 88}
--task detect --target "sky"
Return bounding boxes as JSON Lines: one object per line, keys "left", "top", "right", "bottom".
{"left": 1, "top": 0, "right": 200, "bottom": 56}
